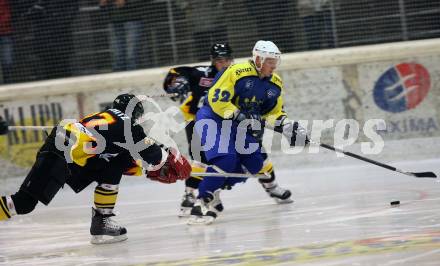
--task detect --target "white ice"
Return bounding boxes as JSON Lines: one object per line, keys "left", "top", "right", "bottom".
{"left": 1, "top": 158, "right": 440, "bottom": 266}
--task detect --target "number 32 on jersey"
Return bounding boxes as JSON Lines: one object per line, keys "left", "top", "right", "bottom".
{"left": 212, "top": 88, "right": 231, "bottom": 102}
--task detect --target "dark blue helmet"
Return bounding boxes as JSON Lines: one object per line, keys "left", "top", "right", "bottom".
{"left": 210, "top": 43, "right": 233, "bottom": 59}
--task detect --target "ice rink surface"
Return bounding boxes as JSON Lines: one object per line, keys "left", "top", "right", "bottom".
{"left": 1, "top": 158, "right": 440, "bottom": 266}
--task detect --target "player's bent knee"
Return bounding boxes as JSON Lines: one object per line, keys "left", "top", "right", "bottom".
{"left": 11, "top": 190, "right": 38, "bottom": 215}
{"left": 238, "top": 150, "right": 264, "bottom": 175}
{"left": 20, "top": 150, "right": 69, "bottom": 205}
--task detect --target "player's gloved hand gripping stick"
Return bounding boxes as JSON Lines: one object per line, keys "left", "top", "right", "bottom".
{"left": 233, "top": 111, "right": 265, "bottom": 141}
{"left": 146, "top": 147, "right": 192, "bottom": 183}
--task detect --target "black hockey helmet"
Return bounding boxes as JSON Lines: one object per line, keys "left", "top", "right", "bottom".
{"left": 112, "top": 93, "right": 144, "bottom": 120}
{"left": 210, "top": 43, "right": 233, "bottom": 60}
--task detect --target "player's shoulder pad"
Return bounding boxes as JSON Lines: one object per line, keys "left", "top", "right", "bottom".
{"left": 194, "top": 65, "right": 210, "bottom": 71}
{"left": 270, "top": 73, "right": 283, "bottom": 90}
{"left": 193, "top": 65, "right": 212, "bottom": 76}
{"left": 169, "top": 68, "right": 179, "bottom": 75}
{"left": 168, "top": 66, "right": 194, "bottom": 76}
{"left": 229, "top": 61, "right": 258, "bottom": 79}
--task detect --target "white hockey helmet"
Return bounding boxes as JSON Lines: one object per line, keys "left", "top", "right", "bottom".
{"left": 252, "top": 40, "right": 281, "bottom": 70}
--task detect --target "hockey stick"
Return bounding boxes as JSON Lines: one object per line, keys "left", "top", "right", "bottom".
{"left": 5, "top": 126, "right": 263, "bottom": 179}
{"left": 190, "top": 160, "right": 271, "bottom": 179}
{"left": 139, "top": 92, "right": 179, "bottom": 98}
{"left": 316, "top": 142, "right": 437, "bottom": 178}
{"left": 7, "top": 125, "right": 54, "bottom": 131}
{"left": 190, "top": 171, "right": 270, "bottom": 179}
{"left": 266, "top": 122, "right": 436, "bottom": 178}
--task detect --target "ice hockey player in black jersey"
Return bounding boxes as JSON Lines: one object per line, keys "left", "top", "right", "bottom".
{"left": 0, "top": 94, "right": 191, "bottom": 244}
{"left": 163, "top": 43, "right": 293, "bottom": 217}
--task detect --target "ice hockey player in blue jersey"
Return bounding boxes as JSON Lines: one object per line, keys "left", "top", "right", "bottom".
{"left": 164, "top": 43, "right": 294, "bottom": 217}
{"left": 188, "top": 40, "right": 309, "bottom": 225}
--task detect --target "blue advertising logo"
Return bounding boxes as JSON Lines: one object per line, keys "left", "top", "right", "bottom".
{"left": 373, "top": 63, "right": 430, "bottom": 113}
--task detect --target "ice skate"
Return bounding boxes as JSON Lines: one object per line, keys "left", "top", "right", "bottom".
{"left": 187, "top": 190, "right": 223, "bottom": 225}
{"left": 210, "top": 189, "right": 224, "bottom": 213}
{"left": 90, "top": 208, "right": 127, "bottom": 244}
{"left": 262, "top": 182, "right": 293, "bottom": 204}
{"left": 178, "top": 189, "right": 196, "bottom": 217}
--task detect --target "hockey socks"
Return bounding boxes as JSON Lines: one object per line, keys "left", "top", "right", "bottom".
{"left": 0, "top": 196, "right": 16, "bottom": 221}
{"left": 258, "top": 163, "right": 293, "bottom": 204}
{"left": 94, "top": 184, "right": 119, "bottom": 215}
{"left": 179, "top": 187, "right": 197, "bottom": 217}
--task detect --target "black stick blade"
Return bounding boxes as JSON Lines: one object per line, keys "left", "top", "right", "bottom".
{"left": 413, "top": 172, "right": 437, "bottom": 178}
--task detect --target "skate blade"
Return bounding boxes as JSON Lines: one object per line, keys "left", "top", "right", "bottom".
{"left": 178, "top": 207, "right": 192, "bottom": 218}
{"left": 274, "top": 198, "right": 294, "bottom": 204}
{"left": 187, "top": 215, "right": 215, "bottom": 225}
{"left": 90, "top": 234, "right": 128, "bottom": 245}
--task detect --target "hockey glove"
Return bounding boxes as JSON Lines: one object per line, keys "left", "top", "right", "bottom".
{"left": 0, "top": 116, "right": 8, "bottom": 135}
{"left": 146, "top": 148, "right": 191, "bottom": 184}
{"left": 234, "top": 111, "right": 265, "bottom": 141}
{"left": 273, "top": 116, "right": 309, "bottom": 146}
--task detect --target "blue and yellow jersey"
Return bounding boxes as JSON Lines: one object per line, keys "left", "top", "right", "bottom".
{"left": 206, "top": 60, "right": 286, "bottom": 126}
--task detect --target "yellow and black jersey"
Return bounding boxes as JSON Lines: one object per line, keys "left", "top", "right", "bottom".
{"left": 206, "top": 60, "right": 286, "bottom": 126}
{"left": 62, "top": 108, "right": 164, "bottom": 174}
{"left": 164, "top": 65, "right": 219, "bottom": 121}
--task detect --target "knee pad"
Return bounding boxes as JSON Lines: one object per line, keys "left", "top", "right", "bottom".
{"left": 11, "top": 190, "right": 38, "bottom": 215}
{"left": 240, "top": 153, "right": 264, "bottom": 175}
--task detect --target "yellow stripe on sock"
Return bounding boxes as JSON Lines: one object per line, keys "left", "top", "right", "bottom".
{"left": 191, "top": 164, "right": 206, "bottom": 180}
{"left": 94, "top": 190, "right": 118, "bottom": 206}
{"left": 0, "top": 198, "right": 11, "bottom": 220}
{"left": 95, "top": 188, "right": 119, "bottom": 195}
{"left": 94, "top": 203, "right": 116, "bottom": 208}
{"left": 190, "top": 175, "right": 204, "bottom": 180}
{"left": 258, "top": 161, "right": 274, "bottom": 175}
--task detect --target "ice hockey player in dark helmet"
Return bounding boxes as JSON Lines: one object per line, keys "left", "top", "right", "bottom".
{"left": 112, "top": 93, "right": 144, "bottom": 121}
{"left": 0, "top": 93, "right": 191, "bottom": 244}
{"left": 210, "top": 43, "right": 233, "bottom": 60}
{"left": 162, "top": 43, "right": 235, "bottom": 217}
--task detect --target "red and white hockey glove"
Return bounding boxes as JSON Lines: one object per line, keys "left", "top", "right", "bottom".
{"left": 146, "top": 148, "right": 191, "bottom": 184}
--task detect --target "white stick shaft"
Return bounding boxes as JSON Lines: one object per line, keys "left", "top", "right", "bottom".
{"left": 5, "top": 128, "right": 269, "bottom": 179}
{"left": 191, "top": 171, "right": 269, "bottom": 179}
{"left": 8, "top": 125, "right": 54, "bottom": 131}
{"left": 190, "top": 160, "right": 270, "bottom": 179}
